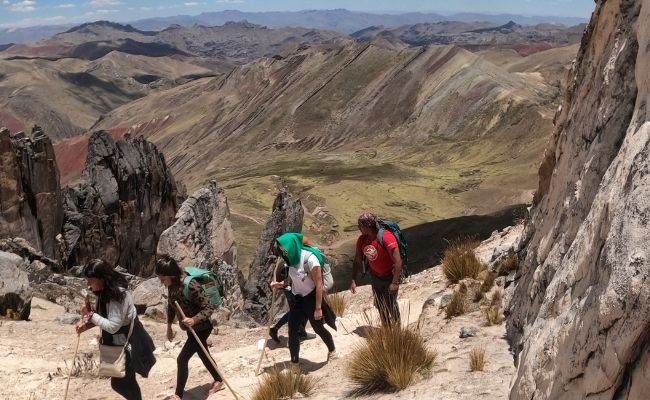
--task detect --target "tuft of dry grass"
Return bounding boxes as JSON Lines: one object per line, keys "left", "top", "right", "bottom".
{"left": 483, "top": 306, "right": 503, "bottom": 326}
{"left": 346, "top": 315, "right": 436, "bottom": 394}
{"left": 327, "top": 291, "right": 347, "bottom": 317}
{"left": 480, "top": 271, "right": 496, "bottom": 293}
{"left": 445, "top": 290, "right": 466, "bottom": 319}
{"left": 469, "top": 348, "right": 486, "bottom": 371}
{"left": 251, "top": 367, "right": 316, "bottom": 400}
{"left": 490, "top": 288, "right": 503, "bottom": 307}
{"left": 496, "top": 253, "right": 518, "bottom": 276}
{"left": 68, "top": 352, "right": 97, "bottom": 377}
{"left": 442, "top": 240, "right": 485, "bottom": 284}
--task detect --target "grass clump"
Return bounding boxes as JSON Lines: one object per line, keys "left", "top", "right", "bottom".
{"left": 496, "top": 253, "right": 518, "bottom": 276}
{"left": 483, "top": 306, "right": 503, "bottom": 326}
{"left": 252, "top": 367, "right": 316, "bottom": 400}
{"left": 445, "top": 290, "right": 466, "bottom": 319}
{"left": 442, "top": 240, "right": 485, "bottom": 284}
{"left": 327, "top": 291, "right": 347, "bottom": 317}
{"left": 469, "top": 348, "right": 486, "bottom": 371}
{"left": 490, "top": 288, "right": 502, "bottom": 307}
{"left": 346, "top": 316, "right": 436, "bottom": 394}
{"left": 480, "top": 271, "right": 496, "bottom": 293}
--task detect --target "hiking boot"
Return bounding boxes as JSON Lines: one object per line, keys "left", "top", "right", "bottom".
{"left": 327, "top": 350, "right": 340, "bottom": 363}
{"left": 298, "top": 331, "right": 317, "bottom": 342}
{"left": 269, "top": 326, "right": 280, "bottom": 343}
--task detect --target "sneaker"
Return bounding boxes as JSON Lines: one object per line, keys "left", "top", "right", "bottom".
{"left": 269, "top": 326, "right": 280, "bottom": 343}
{"left": 298, "top": 332, "right": 317, "bottom": 342}
{"left": 327, "top": 351, "right": 340, "bottom": 363}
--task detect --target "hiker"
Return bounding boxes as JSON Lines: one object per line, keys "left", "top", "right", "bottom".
{"left": 270, "top": 232, "right": 337, "bottom": 370}
{"left": 155, "top": 256, "right": 225, "bottom": 399}
{"left": 350, "top": 212, "right": 402, "bottom": 326}
{"left": 268, "top": 258, "right": 314, "bottom": 344}
{"left": 75, "top": 259, "right": 156, "bottom": 400}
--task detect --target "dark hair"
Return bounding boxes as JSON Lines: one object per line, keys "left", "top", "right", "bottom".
{"left": 82, "top": 259, "right": 128, "bottom": 302}
{"left": 155, "top": 255, "right": 183, "bottom": 285}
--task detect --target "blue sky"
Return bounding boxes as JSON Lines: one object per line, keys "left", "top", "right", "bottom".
{"left": 0, "top": 0, "right": 596, "bottom": 28}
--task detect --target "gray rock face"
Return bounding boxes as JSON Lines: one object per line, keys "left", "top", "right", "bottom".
{"left": 157, "top": 181, "right": 244, "bottom": 316}
{"left": 157, "top": 181, "right": 237, "bottom": 269}
{"left": 0, "top": 127, "right": 63, "bottom": 259}
{"left": 132, "top": 277, "right": 167, "bottom": 320}
{"left": 507, "top": 1, "right": 650, "bottom": 398}
{"left": 0, "top": 251, "right": 33, "bottom": 320}
{"left": 63, "top": 131, "right": 181, "bottom": 276}
{"left": 244, "top": 190, "right": 303, "bottom": 322}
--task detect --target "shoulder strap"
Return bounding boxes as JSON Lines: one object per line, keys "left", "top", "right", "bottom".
{"left": 377, "top": 228, "right": 386, "bottom": 249}
{"left": 182, "top": 275, "right": 194, "bottom": 299}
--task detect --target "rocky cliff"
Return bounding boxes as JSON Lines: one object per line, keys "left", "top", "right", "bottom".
{"left": 63, "top": 131, "right": 181, "bottom": 276}
{"left": 244, "top": 190, "right": 304, "bottom": 322}
{"left": 157, "top": 181, "right": 244, "bottom": 314}
{"left": 507, "top": 0, "right": 650, "bottom": 398}
{"left": 0, "top": 126, "right": 63, "bottom": 259}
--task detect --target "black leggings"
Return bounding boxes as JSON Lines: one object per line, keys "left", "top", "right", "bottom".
{"left": 288, "top": 290, "right": 335, "bottom": 363}
{"left": 275, "top": 290, "right": 307, "bottom": 333}
{"left": 175, "top": 328, "right": 222, "bottom": 397}
{"left": 111, "top": 353, "right": 142, "bottom": 400}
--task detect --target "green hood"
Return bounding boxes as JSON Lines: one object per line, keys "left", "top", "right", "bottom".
{"left": 276, "top": 232, "right": 304, "bottom": 267}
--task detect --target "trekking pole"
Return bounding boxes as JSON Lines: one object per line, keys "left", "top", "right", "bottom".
{"left": 174, "top": 301, "right": 240, "bottom": 400}
{"left": 64, "top": 333, "right": 80, "bottom": 400}
{"left": 255, "top": 258, "right": 281, "bottom": 375}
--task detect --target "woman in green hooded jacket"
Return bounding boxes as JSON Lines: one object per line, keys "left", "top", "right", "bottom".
{"left": 270, "top": 232, "right": 337, "bottom": 369}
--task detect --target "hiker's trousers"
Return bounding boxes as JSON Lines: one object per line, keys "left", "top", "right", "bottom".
{"left": 111, "top": 353, "right": 142, "bottom": 400}
{"left": 175, "top": 327, "right": 222, "bottom": 396}
{"left": 288, "top": 290, "right": 335, "bottom": 363}
{"left": 371, "top": 273, "right": 401, "bottom": 326}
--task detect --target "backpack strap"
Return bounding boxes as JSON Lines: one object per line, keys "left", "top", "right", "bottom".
{"left": 182, "top": 275, "right": 194, "bottom": 299}
{"left": 377, "top": 227, "right": 386, "bottom": 250}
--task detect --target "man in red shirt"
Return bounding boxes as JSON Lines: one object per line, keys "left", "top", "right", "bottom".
{"left": 350, "top": 212, "right": 402, "bottom": 325}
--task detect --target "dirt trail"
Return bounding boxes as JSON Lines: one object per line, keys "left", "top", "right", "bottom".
{"left": 0, "top": 230, "right": 518, "bottom": 400}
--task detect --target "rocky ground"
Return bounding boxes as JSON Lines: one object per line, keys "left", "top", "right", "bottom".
{"left": 0, "top": 226, "right": 519, "bottom": 400}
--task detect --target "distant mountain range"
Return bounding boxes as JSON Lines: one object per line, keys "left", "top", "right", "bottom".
{"left": 0, "top": 9, "right": 589, "bottom": 44}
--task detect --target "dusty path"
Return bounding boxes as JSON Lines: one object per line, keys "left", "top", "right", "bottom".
{"left": 1, "top": 234, "right": 517, "bottom": 400}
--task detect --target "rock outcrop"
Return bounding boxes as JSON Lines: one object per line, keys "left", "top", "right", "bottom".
{"left": 63, "top": 131, "right": 181, "bottom": 276}
{"left": 244, "top": 190, "right": 304, "bottom": 322}
{"left": 507, "top": 0, "right": 650, "bottom": 398}
{"left": 156, "top": 181, "right": 244, "bottom": 315}
{"left": 0, "top": 126, "right": 63, "bottom": 259}
{"left": 0, "top": 251, "right": 33, "bottom": 320}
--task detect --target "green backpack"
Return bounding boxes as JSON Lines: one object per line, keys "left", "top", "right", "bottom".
{"left": 182, "top": 266, "right": 224, "bottom": 306}
{"left": 377, "top": 219, "right": 410, "bottom": 280}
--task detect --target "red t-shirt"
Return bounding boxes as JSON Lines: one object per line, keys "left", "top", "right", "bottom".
{"left": 356, "top": 231, "right": 398, "bottom": 277}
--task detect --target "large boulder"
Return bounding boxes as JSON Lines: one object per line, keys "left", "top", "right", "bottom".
{"left": 507, "top": 1, "right": 650, "bottom": 399}
{"left": 63, "top": 131, "right": 182, "bottom": 276}
{"left": 0, "top": 251, "right": 33, "bottom": 320}
{"left": 157, "top": 181, "right": 245, "bottom": 316}
{"left": 0, "top": 126, "right": 63, "bottom": 259}
{"left": 244, "top": 190, "right": 303, "bottom": 322}
{"left": 132, "top": 277, "right": 167, "bottom": 320}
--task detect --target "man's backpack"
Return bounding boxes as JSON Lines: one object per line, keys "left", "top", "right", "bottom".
{"left": 377, "top": 219, "right": 410, "bottom": 280}
{"left": 302, "top": 244, "right": 335, "bottom": 292}
{"left": 182, "top": 267, "right": 224, "bottom": 306}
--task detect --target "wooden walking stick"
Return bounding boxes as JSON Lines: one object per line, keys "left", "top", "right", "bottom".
{"left": 174, "top": 301, "right": 240, "bottom": 400}
{"left": 255, "top": 258, "right": 282, "bottom": 375}
{"left": 65, "top": 292, "right": 88, "bottom": 400}
{"left": 64, "top": 333, "right": 80, "bottom": 400}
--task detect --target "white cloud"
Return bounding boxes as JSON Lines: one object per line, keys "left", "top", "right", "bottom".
{"left": 56, "top": 3, "right": 76, "bottom": 8}
{"left": 184, "top": 2, "right": 200, "bottom": 5}
{"left": 216, "top": 0, "right": 244, "bottom": 3}
{"left": 2, "top": 0, "right": 10, "bottom": 5}
{"left": 9, "top": 0, "right": 37, "bottom": 12}
{"left": 83, "top": 8, "right": 117, "bottom": 16}
{"left": 0, "top": 14, "right": 66, "bottom": 27}
{"left": 88, "top": 0, "right": 121, "bottom": 6}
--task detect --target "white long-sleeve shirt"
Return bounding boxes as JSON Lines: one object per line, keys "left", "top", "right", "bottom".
{"left": 90, "top": 290, "right": 137, "bottom": 345}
